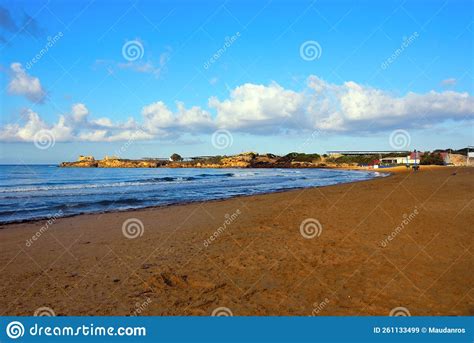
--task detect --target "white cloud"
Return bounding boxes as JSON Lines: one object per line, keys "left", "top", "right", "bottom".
{"left": 8, "top": 63, "right": 46, "bottom": 103}
{"left": 71, "top": 103, "right": 89, "bottom": 122}
{"left": 0, "top": 103, "right": 153, "bottom": 143}
{"left": 210, "top": 83, "right": 306, "bottom": 133}
{"left": 305, "top": 76, "right": 473, "bottom": 131}
{"left": 175, "top": 102, "right": 214, "bottom": 130}
{"left": 142, "top": 101, "right": 175, "bottom": 133}
{"left": 0, "top": 75, "right": 472, "bottom": 143}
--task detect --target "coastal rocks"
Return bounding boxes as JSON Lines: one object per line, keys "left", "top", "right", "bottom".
{"left": 60, "top": 159, "right": 159, "bottom": 168}
{"left": 59, "top": 152, "right": 336, "bottom": 169}
{"left": 60, "top": 161, "right": 98, "bottom": 168}
{"left": 97, "top": 159, "right": 158, "bottom": 168}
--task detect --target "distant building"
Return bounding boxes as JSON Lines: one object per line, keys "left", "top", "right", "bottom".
{"left": 78, "top": 155, "right": 95, "bottom": 162}
{"left": 327, "top": 150, "right": 410, "bottom": 157}
{"left": 468, "top": 146, "right": 474, "bottom": 165}
{"left": 381, "top": 151, "right": 451, "bottom": 165}
{"left": 104, "top": 155, "right": 119, "bottom": 160}
{"left": 380, "top": 156, "right": 408, "bottom": 165}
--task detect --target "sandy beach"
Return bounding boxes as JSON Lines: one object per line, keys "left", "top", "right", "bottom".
{"left": 0, "top": 166, "right": 472, "bottom": 316}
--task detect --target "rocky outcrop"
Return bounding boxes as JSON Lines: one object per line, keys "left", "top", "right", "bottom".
{"left": 60, "top": 159, "right": 159, "bottom": 168}
{"left": 59, "top": 152, "right": 331, "bottom": 169}
{"left": 97, "top": 159, "right": 159, "bottom": 168}
{"left": 60, "top": 161, "right": 98, "bottom": 168}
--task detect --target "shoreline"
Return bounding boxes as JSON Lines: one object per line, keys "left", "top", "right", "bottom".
{"left": 0, "top": 165, "right": 452, "bottom": 227}
{"left": 0, "top": 166, "right": 471, "bottom": 316}
{"left": 0, "top": 167, "right": 390, "bottom": 227}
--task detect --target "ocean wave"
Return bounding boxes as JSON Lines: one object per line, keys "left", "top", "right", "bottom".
{"left": 0, "top": 167, "right": 387, "bottom": 224}
{"left": 0, "top": 172, "right": 242, "bottom": 194}
{"left": 0, "top": 197, "right": 147, "bottom": 216}
{"left": 197, "top": 173, "right": 234, "bottom": 177}
{"left": 0, "top": 177, "right": 195, "bottom": 193}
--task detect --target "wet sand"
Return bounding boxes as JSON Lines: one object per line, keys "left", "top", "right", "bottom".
{"left": 0, "top": 166, "right": 472, "bottom": 316}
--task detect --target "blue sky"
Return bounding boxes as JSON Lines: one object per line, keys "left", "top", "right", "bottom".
{"left": 0, "top": 0, "right": 473, "bottom": 163}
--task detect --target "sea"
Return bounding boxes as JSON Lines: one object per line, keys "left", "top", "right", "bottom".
{"left": 0, "top": 165, "right": 387, "bottom": 223}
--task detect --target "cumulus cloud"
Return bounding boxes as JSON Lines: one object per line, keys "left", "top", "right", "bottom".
{"left": 305, "top": 76, "right": 473, "bottom": 132}
{"left": 208, "top": 77, "right": 473, "bottom": 134}
{"left": 71, "top": 103, "right": 89, "bottom": 122}
{"left": 7, "top": 63, "right": 46, "bottom": 103}
{"left": 141, "top": 101, "right": 214, "bottom": 136}
{"left": 0, "top": 75, "right": 473, "bottom": 143}
{"left": 0, "top": 101, "right": 212, "bottom": 143}
{"left": 210, "top": 83, "right": 306, "bottom": 133}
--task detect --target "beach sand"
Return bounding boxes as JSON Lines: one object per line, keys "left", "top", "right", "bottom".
{"left": 0, "top": 166, "right": 472, "bottom": 316}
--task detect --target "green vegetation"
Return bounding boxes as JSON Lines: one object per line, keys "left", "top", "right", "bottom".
{"left": 282, "top": 152, "right": 321, "bottom": 162}
{"left": 326, "top": 152, "right": 409, "bottom": 165}
{"left": 190, "top": 156, "right": 224, "bottom": 164}
{"left": 420, "top": 152, "right": 444, "bottom": 165}
{"left": 325, "top": 155, "right": 378, "bottom": 165}
{"left": 170, "top": 153, "right": 183, "bottom": 162}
